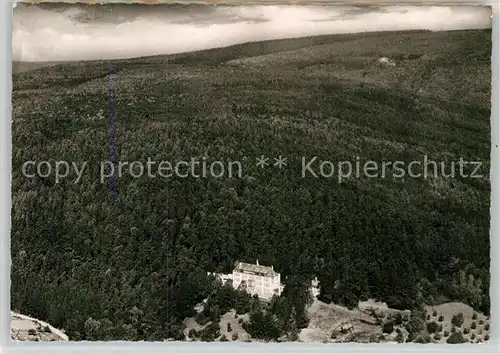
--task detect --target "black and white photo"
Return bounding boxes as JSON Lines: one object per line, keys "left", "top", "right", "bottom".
{"left": 10, "top": 2, "right": 492, "bottom": 344}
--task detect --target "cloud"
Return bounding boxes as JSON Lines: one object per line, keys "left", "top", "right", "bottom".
{"left": 13, "top": 4, "right": 492, "bottom": 62}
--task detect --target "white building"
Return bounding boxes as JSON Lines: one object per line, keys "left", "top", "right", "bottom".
{"left": 208, "top": 260, "right": 283, "bottom": 300}
{"left": 208, "top": 261, "right": 320, "bottom": 301}
{"left": 378, "top": 57, "right": 396, "bottom": 67}
{"left": 232, "top": 260, "right": 283, "bottom": 300}
{"left": 311, "top": 276, "right": 320, "bottom": 298}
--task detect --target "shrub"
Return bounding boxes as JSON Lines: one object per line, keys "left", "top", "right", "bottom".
{"left": 484, "top": 323, "right": 490, "bottom": 331}
{"left": 227, "top": 323, "right": 232, "bottom": 332}
{"left": 471, "top": 322, "right": 476, "bottom": 329}
{"left": 479, "top": 319, "right": 484, "bottom": 325}
{"left": 451, "top": 327, "right": 456, "bottom": 333}
{"left": 472, "top": 313, "right": 478, "bottom": 320}
{"left": 464, "top": 328, "right": 470, "bottom": 335}
{"left": 195, "top": 313, "right": 210, "bottom": 326}
{"left": 446, "top": 332, "right": 467, "bottom": 344}
{"left": 471, "top": 333, "right": 476, "bottom": 340}
{"left": 438, "top": 315, "right": 444, "bottom": 322}
{"left": 200, "top": 322, "right": 221, "bottom": 342}
{"left": 42, "top": 326, "right": 51, "bottom": 333}
{"left": 434, "top": 334, "right": 441, "bottom": 340}
{"left": 426, "top": 321, "right": 440, "bottom": 334}
{"left": 405, "top": 315, "right": 425, "bottom": 342}
{"left": 451, "top": 313, "right": 464, "bottom": 328}
{"left": 220, "top": 334, "right": 228, "bottom": 342}
{"left": 432, "top": 310, "right": 437, "bottom": 317}
{"left": 396, "top": 332, "right": 404, "bottom": 343}
{"left": 383, "top": 321, "right": 394, "bottom": 334}
{"left": 27, "top": 329, "right": 36, "bottom": 336}
{"left": 288, "top": 331, "right": 299, "bottom": 342}
{"left": 485, "top": 334, "right": 490, "bottom": 341}
{"left": 188, "top": 329, "right": 198, "bottom": 338}
{"left": 394, "top": 314, "right": 403, "bottom": 325}
{"left": 232, "top": 333, "right": 238, "bottom": 341}
{"left": 426, "top": 314, "right": 430, "bottom": 320}
{"left": 444, "top": 331, "right": 449, "bottom": 337}
{"left": 209, "top": 306, "right": 222, "bottom": 322}
{"left": 415, "top": 334, "right": 431, "bottom": 343}
{"left": 238, "top": 318, "right": 244, "bottom": 324}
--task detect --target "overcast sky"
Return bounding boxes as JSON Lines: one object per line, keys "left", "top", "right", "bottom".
{"left": 13, "top": 3, "right": 492, "bottom": 62}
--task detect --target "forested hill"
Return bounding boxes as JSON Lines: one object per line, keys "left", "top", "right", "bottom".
{"left": 11, "top": 29, "right": 491, "bottom": 341}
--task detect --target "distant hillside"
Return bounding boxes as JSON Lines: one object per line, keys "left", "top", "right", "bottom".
{"left": 12, "top": 61, "right": 63, "bottom": 74}
{"left": 13, "top": 30, "right": 431, "bottom": 72}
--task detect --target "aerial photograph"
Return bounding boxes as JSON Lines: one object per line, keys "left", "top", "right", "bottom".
{"left": 11, "top": 2, "right": 491, "bottom": 344}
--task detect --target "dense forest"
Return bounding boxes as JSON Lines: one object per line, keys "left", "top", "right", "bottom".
{"left": 11, "top": 29, "right": 491, "bottom": 341}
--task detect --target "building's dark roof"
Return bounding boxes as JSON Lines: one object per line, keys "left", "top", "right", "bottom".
{"left": 234, "top": 262, "right": 278, "bottom": 276}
